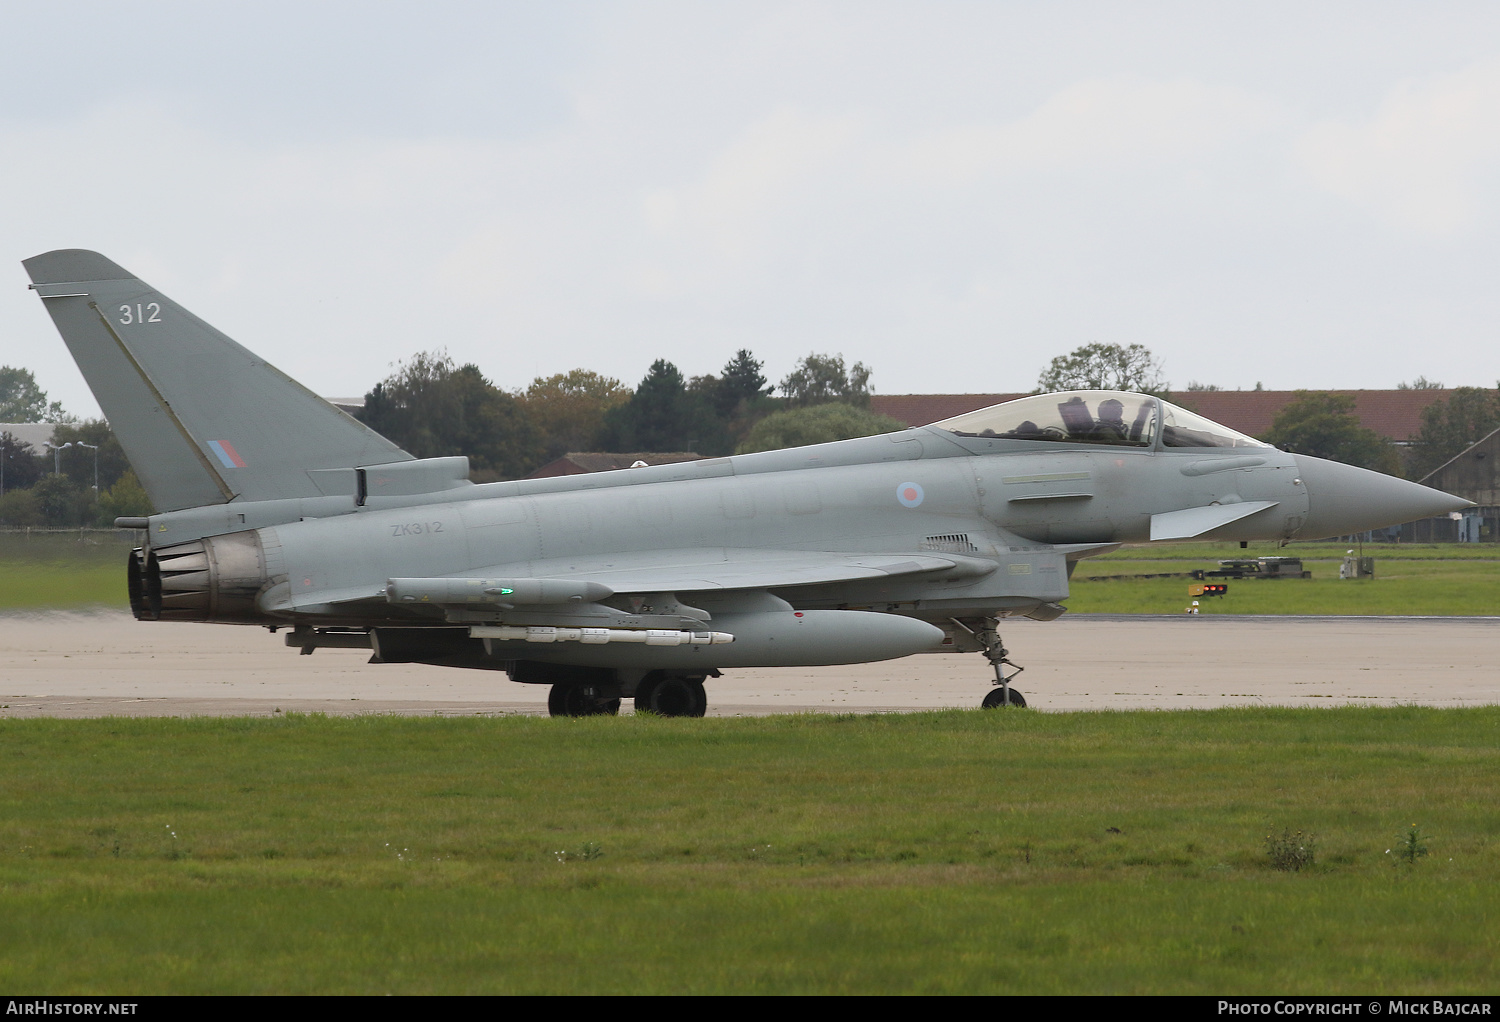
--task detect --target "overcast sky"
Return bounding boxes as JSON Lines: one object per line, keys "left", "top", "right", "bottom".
{"left": 4, "top": 1, "right": 1500, "bottom": 420}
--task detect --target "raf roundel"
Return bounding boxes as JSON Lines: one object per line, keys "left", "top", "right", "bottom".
{"left": 896, "top": 482, "right": 924, "bottom": 508}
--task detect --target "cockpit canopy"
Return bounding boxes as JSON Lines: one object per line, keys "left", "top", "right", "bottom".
{"left": 932, "top": 390, "right": 1269, "bottom": 450}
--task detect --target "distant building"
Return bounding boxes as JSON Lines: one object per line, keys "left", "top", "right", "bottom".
{"left": 870, "top": 389, "right": 1451, "bottom": 444}
{"left": 332, "top": 390, "right": 1451, "bottom": 443}
{"left": 0, "top": 423, "right": 59, "bottom": 451}
{"left": 870, "top": 394, "right": 1028, "bottom": 428}
{"left": 1399, "top": 428, "right": 1500, "bottom": 543}
{"left": 324, "top": 397, "right": 366, "bottom": 417}
{"left": 525, "top": 452, "right": 706, "bottom": 479}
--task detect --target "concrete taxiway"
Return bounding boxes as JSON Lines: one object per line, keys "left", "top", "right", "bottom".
{"left": 1, "top": 610, "right": 1495, "bottom": 717}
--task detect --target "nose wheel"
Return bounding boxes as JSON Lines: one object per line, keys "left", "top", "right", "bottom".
{"left": 982, "top": 686, "right": 1026, "bottom": 709}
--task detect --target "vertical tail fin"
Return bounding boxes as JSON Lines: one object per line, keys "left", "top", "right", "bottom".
{"left": 23, "top": 249, "right": 411, "bottom": 511}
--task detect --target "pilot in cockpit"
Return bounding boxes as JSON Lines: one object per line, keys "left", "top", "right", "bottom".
{"left": 1095, "top": 398, "right": 1128, "bottom": 440}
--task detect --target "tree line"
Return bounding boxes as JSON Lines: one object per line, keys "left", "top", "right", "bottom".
{"left": 354, "top": 349, "right": 904, "bottom": 482}
{"left": 1, "top": 367, "right": 149, "bottom": 527}
{"left": 0, "top": 353, "right": 905, "bottom": 524}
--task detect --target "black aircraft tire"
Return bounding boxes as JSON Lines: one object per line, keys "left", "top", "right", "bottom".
{"left": 638, "top": 675, "right": 707, "bottom": 717}
{"left": 548, "top": 684, "right": 584, "bottom": 717}
{"left": 633, "top": 674, "right": 663, "bottom": 714}
{"left": 548, "top": 684, "right": 620, "bottom": 717}
{"left": 982, "top": 686, "right": 1027, "bottom": 709}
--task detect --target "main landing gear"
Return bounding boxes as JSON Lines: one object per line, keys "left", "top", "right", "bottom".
{"left": 955, "top": 617, "right": 1028, "bottom": 710}
{"left": 546, "top": 683, "right": 621, "bottom": 717}
{"left": 541, "top": 669, "right": 708, "bottom": 718}
{"left": 633, "top": 672, "right": 708, "bottom": 717}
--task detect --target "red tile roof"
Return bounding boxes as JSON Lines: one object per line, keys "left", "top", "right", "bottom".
{"left": 870, "top": 394, "right": 1028, "bottom": 429}
{"left": 525, "top": 452, "right": 705, "bottom": 478}
{"left": 870, "top": 390, "right": 1451, "bottom": 442}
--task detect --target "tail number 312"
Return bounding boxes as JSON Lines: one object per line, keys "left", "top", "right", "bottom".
{"left": 119, "top": 303, "right": 162, "bottom": 324}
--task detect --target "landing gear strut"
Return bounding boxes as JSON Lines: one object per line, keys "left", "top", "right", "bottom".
{"left": 954, "top": 617, "right": 1027, "bottom": 709}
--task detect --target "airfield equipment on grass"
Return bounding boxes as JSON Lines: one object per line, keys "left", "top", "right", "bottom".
{"left": 23, "top": 249, "right": 1474, "bottom": 716}
{"left": 1192, "top": 556, "right": 1311, "bottom": 580}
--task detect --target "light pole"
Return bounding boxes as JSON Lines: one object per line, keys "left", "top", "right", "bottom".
{"left": 44, "top": 440, "right": 74, "bottom": 476}
{"left": 75, "top": 442, "right": 99, "bottom": 495}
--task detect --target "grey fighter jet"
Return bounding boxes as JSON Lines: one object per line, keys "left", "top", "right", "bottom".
{"left": 23, "top": 249, "right": 1473, "bottom": 715}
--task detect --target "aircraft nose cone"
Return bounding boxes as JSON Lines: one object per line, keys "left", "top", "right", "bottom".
{"left": 1293, "top": 454, "right": 1474, "bottom": 538}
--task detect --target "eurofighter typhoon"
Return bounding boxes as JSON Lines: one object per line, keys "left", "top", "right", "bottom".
{"left": 24, "top": 250, "right": 1473, "bottom": 715}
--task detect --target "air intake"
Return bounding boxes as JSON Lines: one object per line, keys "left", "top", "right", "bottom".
{"left": 920, "top": 533, "right": 979, "bottom": 554}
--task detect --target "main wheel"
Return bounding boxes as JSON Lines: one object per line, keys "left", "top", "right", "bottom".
{"left": 632, "top": 673, "right": 662, "bottom": 713}
{"left": 982, "top": 686, "right": 1026, "bottom": 709}
{"left": 548, "top": 684, "right": 621, "bottom": 717}
{"left": 635, "top": 674, "right": 707, "bottom": 717}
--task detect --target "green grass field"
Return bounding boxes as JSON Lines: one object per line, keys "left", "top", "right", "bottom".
{"left": 1069, "top": 542, "right": 1500, "bottom": 615}
{"left": 0, "top": 531, "right": 132, "bottom": 610}
{"left": 1093, "top": 542, "right": 1500, "bottom": 562}
{"left": 1, "top": 709, "right": 1497, "bottom": 994}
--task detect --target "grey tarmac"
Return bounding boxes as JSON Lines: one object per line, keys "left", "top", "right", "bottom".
{"left": 1, "top": 610, "right": 1495, "bottom": 718}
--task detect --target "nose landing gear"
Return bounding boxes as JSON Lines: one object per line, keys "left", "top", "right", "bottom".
{"left": 954, "top": 617, "right": 1027, "bottom": 710}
